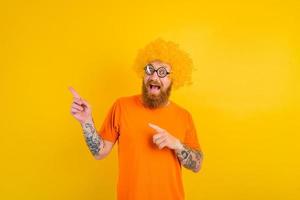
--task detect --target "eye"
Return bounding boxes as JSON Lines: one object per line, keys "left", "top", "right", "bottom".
{"left": 157, "top": 68, "right": 167, "bottom": 76}
{"left": 145, "top": 64, "right": 155, "bottom": 74}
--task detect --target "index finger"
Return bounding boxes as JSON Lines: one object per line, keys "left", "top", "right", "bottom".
{"left": 68, "top": 86, "right": 82, "bottom": 99}
{"left": 148, "top": 123, "right": 165, "bottom": 133}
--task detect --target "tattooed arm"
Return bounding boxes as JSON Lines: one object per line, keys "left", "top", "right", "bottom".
{"left": 175, "top": 143, "right": 204, "bottom": 173}
{"left": 80, "top": 118, "right": 114, "bottom": 160}
{"left": 68, "top": 87, "right": 114, "bottom": 160}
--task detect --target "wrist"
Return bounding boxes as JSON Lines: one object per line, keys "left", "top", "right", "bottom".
{"left": 81, "top": 117, "right": 93, "bottom": 126}
{"left": 174, "top": 140, "right": 184, "bottom": 151}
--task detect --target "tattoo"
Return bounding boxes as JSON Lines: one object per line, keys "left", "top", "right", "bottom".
{"left": 181, "top": 151, "right": 189, "bottom": 159}
{"left": 176, "top": 144, "right": 204, "bottom": 172}
{"left": 82, "top": 119, "right": 104, "bottom": 156}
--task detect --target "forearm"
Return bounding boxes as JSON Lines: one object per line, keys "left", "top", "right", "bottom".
{"left": 175, "top": 143, "right": 204, "bottom": 172}
{"left": 80, "top": 118, "right": 104, "bottom": 157}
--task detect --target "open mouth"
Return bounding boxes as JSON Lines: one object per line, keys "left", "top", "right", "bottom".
{"left": 149, "top": 84, "right": 161, "bottom": 90}
{"left": 148, "top": 83, "right": 161, "bottom": 94}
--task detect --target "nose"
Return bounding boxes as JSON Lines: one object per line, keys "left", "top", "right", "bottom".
{"left": 149, "top": 70, "right": 159, "bottom": 80}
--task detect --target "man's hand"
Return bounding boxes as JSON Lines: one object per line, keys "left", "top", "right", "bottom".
{"left": 69, "top": 86, "right": 92, "bottom": 124}
{"left": 149, "top": 123, "right": 183, "bottom": 150}
{"left": 149, "top": 123, "right": 203, "bottom": 173}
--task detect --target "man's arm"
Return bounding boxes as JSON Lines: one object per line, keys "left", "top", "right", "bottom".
{"left": 81, "top": 118, "right": 113, "bottom": 160}
{"left": 149, "top": 123, "right": 204, "bottom": 173}
{"left": 175, "top": 143, "right": 204, "bottom": 173}
{"left": 68, "top": 86, "right": 114, "bottom": 160}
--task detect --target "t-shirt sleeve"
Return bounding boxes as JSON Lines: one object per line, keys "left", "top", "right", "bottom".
{"left": 98, "top": 99, "right": 121, "bottom": 144}
{"left": 183, "top": 112, "right": 201, "bottom": 151}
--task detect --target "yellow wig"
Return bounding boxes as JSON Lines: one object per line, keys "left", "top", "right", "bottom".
{"left": 133, "top": 38, "right": 194, "bottom": 89}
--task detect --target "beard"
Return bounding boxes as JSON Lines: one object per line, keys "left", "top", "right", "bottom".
{"left": 142, "top": 80, "right": 172, "bottom": 109}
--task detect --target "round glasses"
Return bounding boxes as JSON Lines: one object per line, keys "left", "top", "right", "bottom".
{"left": 144, "top": 64, "right": 171, "bottom": 78}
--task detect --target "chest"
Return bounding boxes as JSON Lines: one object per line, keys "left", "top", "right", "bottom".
{"left": 117, "top": 107, "right": 187, "bottom": 148}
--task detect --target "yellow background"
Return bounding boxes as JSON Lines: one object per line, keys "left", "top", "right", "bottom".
{"left": 1, "top": 0, "right": 299, "bottom": 199}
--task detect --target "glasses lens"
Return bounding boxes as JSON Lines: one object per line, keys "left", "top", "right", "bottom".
{"left": 145, "top": 64, "right": 155, "bottom": 75}
{"left": 157, "top": 67, "right": 167, "bottom": 77}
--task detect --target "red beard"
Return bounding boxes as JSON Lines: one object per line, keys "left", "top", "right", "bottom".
{"left": 141, "top": 80, "right": 172, "bottom": 109}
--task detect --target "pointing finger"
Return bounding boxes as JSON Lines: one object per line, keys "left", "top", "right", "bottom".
{"left": 149, "top": 123, "right": 165, "bottom": 133}
{"left": 68, "top": 86, "right": 82, "bottom": 99}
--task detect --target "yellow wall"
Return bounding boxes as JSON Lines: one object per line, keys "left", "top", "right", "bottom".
{"left": 1, "top": 0, "right": 299, "bottom": 199}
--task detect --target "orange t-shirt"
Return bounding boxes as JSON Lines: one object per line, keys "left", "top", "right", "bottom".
{"left": 98, "top": 94, "right": 201, "bottom": 200}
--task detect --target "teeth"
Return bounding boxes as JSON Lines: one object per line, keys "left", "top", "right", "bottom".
{"left": 149, "top": 84, "right": 160, "bottom": 90}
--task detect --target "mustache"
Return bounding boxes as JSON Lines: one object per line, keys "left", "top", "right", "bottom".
{"left": 147, "top": 80, "right": 162, "bottom": 87}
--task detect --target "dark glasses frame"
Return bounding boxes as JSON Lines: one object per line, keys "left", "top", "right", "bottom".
{"left": 144, "top": 64, "right": 171, "bottom": 78}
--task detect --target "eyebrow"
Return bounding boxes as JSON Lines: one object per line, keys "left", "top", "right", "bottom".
{"left": 154, "top": 64, "right": 168, "bottom": 69}
{"left": 150, "top": 63, "right": 170, "bottom": 72}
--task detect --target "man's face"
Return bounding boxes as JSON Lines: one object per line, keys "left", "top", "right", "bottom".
{"left": 142, "top": 60, "right": 172, "bottom": 109}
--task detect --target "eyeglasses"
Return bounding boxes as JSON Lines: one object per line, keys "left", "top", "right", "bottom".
{"left": 144, "top": 64, "right": 171, "bottom": 78}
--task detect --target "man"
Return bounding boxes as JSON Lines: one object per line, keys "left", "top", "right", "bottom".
{"left": 69, "top": 39, "right": 204, "bottom": 200}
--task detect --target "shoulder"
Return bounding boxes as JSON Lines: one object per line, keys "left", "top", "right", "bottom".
{"left": 115, "top": 94, "right": 138, "bottom": 102}
{"left": 170, "top": 100, "right": 192, "bottom": 118}
{"left": 113, "top": 94, "right": 140, "bottom": 107}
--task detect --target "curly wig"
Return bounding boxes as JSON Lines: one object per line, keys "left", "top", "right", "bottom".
{"left": 133, "top": 38, "right": 194, "bottom": 89}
